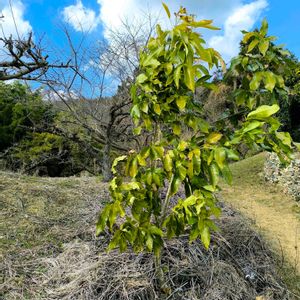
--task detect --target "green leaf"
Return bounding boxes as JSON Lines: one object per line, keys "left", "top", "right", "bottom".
{"left": 136, "top": 73, "right": 148, "bottom": 84}
{"left": 146, "top": 235, "right": 153, "bottom": 251}
{"left": 206, "top": 132, "right": 222, "bottom": 144}
{"left": 129, "top": 157, "right": 138, "bottom": 177}
{"left": 162, "top": 2, "right": 171, "bottom": 18}
{"left": 164, "top": 62, "right": 173, "bottom": 75}
{"left": 108, "top": 231, "right": 121, "bottom": 251}
{"left": 214, "top": 147, "right": 226, "bottom": 169}
{"left": 177, "top": 165, "right": 187, "bottom": 180}
{"left": 131, "top": 104, "right": 141, "bottom": 119}
{"left": 174, "top": 65, "right": 182, "bottom": 88}
{"left": 258, "top": 40, "right": 269, "bottom": 56}
{"left": 265, "top": 72, "right": 276, "bottom": 92}
{"left": 176, "top": 96, "right": 187, "bottom": 110}
{"left": 193, "top": 155, "right": 201, "bottom": 175}
{"left": 178, "top": 140, "right": 188, "bottom": 151}
{"left": 173, "top": 123, "right": 181, "bottom": 136}
{"left": 112, "top": 155, "right": 127, "bottom": 174}
{"left": 247, "top": 104, "right": 279, "bottom": 120}
{"left": 249, "top": 73, "right": 262, "bottom": 91}
{"left": 209, "top": 163, "right": 219, "bottom": 187}
{"left": 163, "top": 153, "right": 173, "bottom": 172}
{"left": 276, "top": 132, "right": 292, "bottom": 148}
{"left": 149, "top": 226, "right": 163, "bottom": 236}
{"left": 184, "top": 65, "right": 195, "bottom": 92}
{"left": 221, "top": 165, "right": 232, "bottom": 185}
{"left": 171, "top": 176, "right": 181, "bottom": 195}
{"left": 200, "top": 226, "right": 210, "bottom": 250}
{"left": 242, "top": 120, "right": 262, "bottom": 133}
{"left": 247, "top": 39, "right": 259, "bottom": 52}
{"left": 133, "top": 126, "right": 142, "bottom": 135}
{"left": 260, "top": 18, "right": 268, "bottom": 36}
{"left": 153, "top": 103, "right": 161, "bottom": 115}
{"left": 226, "top": 149, "right": 239, "bottom": 161}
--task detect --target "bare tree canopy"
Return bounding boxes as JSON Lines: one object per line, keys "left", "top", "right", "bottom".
{"left": 0, "top": 32, "right": 72, "bottom": 81}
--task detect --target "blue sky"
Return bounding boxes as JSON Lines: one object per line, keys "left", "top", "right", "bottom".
{"left": 0, "top": 0, "right": 299, "bottom": 94}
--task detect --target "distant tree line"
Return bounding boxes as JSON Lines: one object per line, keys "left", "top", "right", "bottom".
{"left": 0, "top": 18, "right": 299, "bottom": 178}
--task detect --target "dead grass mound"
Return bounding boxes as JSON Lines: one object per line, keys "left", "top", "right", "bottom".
{"left": 33, "top": 209, "right": 293, "bottom": 299}
{"left": 0, "top": 171, "right": 297, "bottom": 299}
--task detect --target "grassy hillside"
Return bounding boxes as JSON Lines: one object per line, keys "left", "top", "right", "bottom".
{"left": 221, "top": 152, "right": 300, "bottom": 294}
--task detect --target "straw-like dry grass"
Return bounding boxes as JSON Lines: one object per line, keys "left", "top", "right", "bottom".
{"left": 0, "top": 168, "right": 299, "bottom": 299}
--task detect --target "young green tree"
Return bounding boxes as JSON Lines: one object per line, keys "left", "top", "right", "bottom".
{"left": 225, "top": 20, "right": 300, "bottom": 143}
{"left": 97, "top": 5, "right": 296, "bottom": 291}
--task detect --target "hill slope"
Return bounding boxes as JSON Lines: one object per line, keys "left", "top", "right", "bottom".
{"left": 221, "top": 152, "right": 300, "bottom": 292}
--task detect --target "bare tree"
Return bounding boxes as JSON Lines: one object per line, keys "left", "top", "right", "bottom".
{"left": 42, "top": 16, "right": 156, "bottom": 181}
{"left": 0, "top": 8, "right": 157, "bottom": 180}
{"left": 0, "top": 33, "right": 72, "bottom": 81}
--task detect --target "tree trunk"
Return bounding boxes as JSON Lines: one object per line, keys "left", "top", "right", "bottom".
{"left": 102, "top": 143, "right": 113, "bottom": 182}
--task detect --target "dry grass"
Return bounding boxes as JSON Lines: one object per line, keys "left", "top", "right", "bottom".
{"left": 1, "top": 166, "right": 299, "bottom": 299}
{"left": 221, "top": 152, "right": 300, "bottom": 295}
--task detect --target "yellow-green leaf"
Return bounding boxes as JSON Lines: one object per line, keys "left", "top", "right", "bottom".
{"left": 201, "top": 226, "right": 210, "bottom": 249}
{"left": 206, "top": 132, "right": 222, "bottom": 144}
{"left": 247, "top": 39, "right": 259, "bottom": 52}
{"left": 258, "top": 40, "right": 269, "bottom": 56}
{"left": 154, "top": 103, "right": 161, "bottom": 115}
{"left": 162, "top": 2, "right": 171, "bottom": 18}
{"left": 178, "top": 140, "right": 188, "bottom": 151}
{"left": 129, "top": 157, "right": 138, "bottom": 177}
{"left": 249, "top": 73, "right": 262, "bottom": 91}
{"left": 173, "top": 123, "right": 181, "bottom": 136}
{"left": 112, "top": 155, "right": 127, "bottom": 174}
{"left": 214, "top": 147, "right": 226, "bottom": 169}
{"left": 174, "top": 65, "right": 182, "bottom": 89}
{"left": 136, "top": 73, "right": 148, "bottom": 84}
{"left": 264, "top": 72, "right": 276, "bottom": 92}
{"left": 176, "top": 96, "right": 187, "bottom": 110}
{"left": 247, "top": 104, "right": 279, "bottom": 120}
{"left": 184, "top": 65, "right": 195, "bottom": 92}
{"left": 163, "top": 154, "right": 173, "bottom": 172}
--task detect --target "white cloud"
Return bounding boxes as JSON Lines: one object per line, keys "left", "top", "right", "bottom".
{"left": 209, "top": 0, "right": 268, "bottom": 62}
{"left": 62, "top": 0, "right": 99, "bottom": 32}
{"left": 97, "top": 0, "right": 268, "bottom": 61}
{"left": 0, "top": 0, "right": 32, "bottom": 38}
{"left": 97, "top": 0, "right": 242, "bottom": 37}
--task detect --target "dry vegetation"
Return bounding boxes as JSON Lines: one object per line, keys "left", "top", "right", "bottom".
{"left": 0, "top": 157, "right": 299, "bottom": 299}
{"left": 221, "top": 152, "right": 300, "bottom": 295}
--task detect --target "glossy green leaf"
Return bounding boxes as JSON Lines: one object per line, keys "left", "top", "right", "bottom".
{"left": 247, "top": 104, "right": 279, "bottom": 120}
{"left": 214, "top": 147, "right": 226, "bottom": 169}
{"left": 184, "top": 65, "right": 195, "bottom": 92}
{"left": 258, "top": 40, "right": 269, "bottom": 56}
{"left": 247, "top": 39, "right": 259, "bottom": 52}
